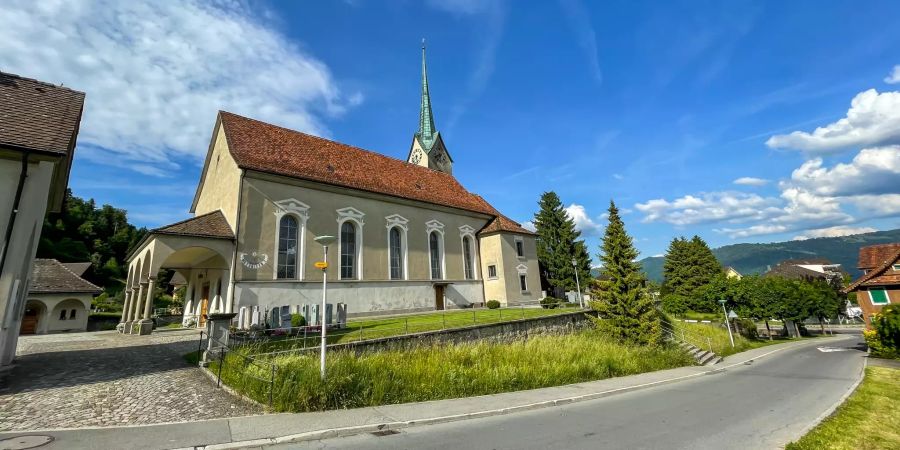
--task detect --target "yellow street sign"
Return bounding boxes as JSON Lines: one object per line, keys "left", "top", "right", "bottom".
{"left": 314, "top": 261, "right": 328, "bottom": 269}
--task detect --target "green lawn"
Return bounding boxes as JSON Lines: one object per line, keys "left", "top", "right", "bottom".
{"left": 671, "top": 320, "right": 778, "bottom": 357}
{"left": 213, "top": 330, "right": 693, "bottom": 412}
{"left": 245, "top": 306, "right": 582, "bottom": 354}
{"left": 786, "top": 367, "right": 900, "bottom": 450}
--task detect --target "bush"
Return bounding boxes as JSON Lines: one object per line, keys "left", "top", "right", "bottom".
{"left": 486, "top": 300, "right": 501, "bottom": 309}
{"left": 733, "top": 318, "right": 758, "bottom": 339}
{"left": 540, "top": 297, "right": 560, "bottom": 309}
{"left": 873, "top": 304, "right": 900, "bottom": 352}
{"left": 661, "top": 294, "right": 689, "bottom": 316}
{"left": 291, "top": 313, "right": 306, "bottom": 328}
{"left": 863, "top": 330, "right": 898, "bottom": 359}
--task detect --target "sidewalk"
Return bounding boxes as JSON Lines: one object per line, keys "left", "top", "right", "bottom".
{"left": 0, "top": 336, "right": 844, "bottom": 450}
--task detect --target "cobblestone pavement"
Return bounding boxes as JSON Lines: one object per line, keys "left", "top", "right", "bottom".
{"left": 0, "top": 329, "right": 262, "bottom": 431}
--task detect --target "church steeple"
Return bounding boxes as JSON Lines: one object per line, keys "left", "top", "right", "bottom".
{"left": 417, "top": 39, "right": 437, "bottom": 150}
{"left": 408, "top": 39, "right": 453, "bottom": 175}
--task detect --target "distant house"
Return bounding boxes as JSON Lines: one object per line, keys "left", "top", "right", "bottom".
{"left": 843, "top": 243, "right": 900, "bottom": 329}
{"left": 20, "top": 259, "right": 101, "bottom": 335}
{"left": 764, "top": 258, "right": 845, "bottom": 285}
{"left": 724, "top": 266, "right": 742, "bottom": 280}
{"left": 0, "top": 72, "right": 85, "bottom": 368}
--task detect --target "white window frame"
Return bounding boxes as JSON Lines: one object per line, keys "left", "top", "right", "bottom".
{"left": 386, "top": 215, "right": 409, "bottom": 280}
{"left": 487, "top": 264, "right": 498, "bottom": 280}
{"left": 893, "top": 264, "right": 900, "bottom": 271}
{"left": 273, "top": 199, "right": 309, "bottom": 280}
{"left": 517, "top": 263, "right": 529, "bottom": 293}
{"left": 459, "top": 225, "right": 478, "bottom": 280}
{"left": 868, "top": 287, "right": 891, "bottom": 306}
{"left": 514, "top": 236, "right": 525, "bottom": 259}
{"left": 426, "top": 220, "right": 446, "bottom": 280}
{"left": 337, "top": 207, "right": 365, "bottom": 281}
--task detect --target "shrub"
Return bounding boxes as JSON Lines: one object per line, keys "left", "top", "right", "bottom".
{"left": 864, "top": 329, "right": 899, "bottom": 360}
{"left": 873, "top": 305, "right": 900, "bottom": 352}
{"left": 661, "top": 294, "right": 689, "bottom": 316}
{"left": 733, "top": 318, "right": 758, "bottom": 339}
{"left": 486, "top": 300, "right": 501, "bottom": 309}
{"left": 291, "top": 313, "right": 306, "bottom": 328}
{"left": 540, "top": 297, "right": 560, "bottom": 309}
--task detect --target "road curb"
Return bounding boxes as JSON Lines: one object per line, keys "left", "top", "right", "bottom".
{"left": 191, "top": 337, "right": 836, "bottom": 450}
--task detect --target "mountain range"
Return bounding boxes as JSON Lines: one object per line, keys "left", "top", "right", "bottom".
{"left": 635, "top": 228, "right": 900, "bottom": 283}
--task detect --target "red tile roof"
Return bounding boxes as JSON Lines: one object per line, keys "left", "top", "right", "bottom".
{"left": 0, "top": 72, "right": 85, "bottom": 155}
{"left": 30, "top": 259, "right": 102, "bottom": 294}
{"left": 218, "top": 111, "right": 502, "bottom": 218}
{"left": 153, "top": 210, "right": 234, "bottom": 239}
{"left": 857, "top": 243, "right": 900, "bottom": 269}
{"left": 845, "top": 246, "right": 900, "bottom": 293}
{"left": 479, "top": 214, "right": 535, "bottom": 235}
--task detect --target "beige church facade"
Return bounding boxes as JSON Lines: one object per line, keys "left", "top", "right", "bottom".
{"left": 121, "top": 47, "right": 539, "bottom": 332}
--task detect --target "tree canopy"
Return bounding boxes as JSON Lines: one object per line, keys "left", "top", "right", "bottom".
{"left": 533, "top": 191, "right": 592, "bottom": 294}
{"left": 661, "top": 235, "right": 722, "bottom": 312}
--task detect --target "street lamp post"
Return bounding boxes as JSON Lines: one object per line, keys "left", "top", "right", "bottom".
{"left": 314, "top": 235, "right": 336, "bottom": 381}
{"left": 719, "top": 299, "right": 735, "bottom": 348}
{"left": 571, "top": 257, "right": 583, "bottom": 308}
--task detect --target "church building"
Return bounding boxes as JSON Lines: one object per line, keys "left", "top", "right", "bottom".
{"left": 120, "top": 45, "right": 539, "bottom": 332}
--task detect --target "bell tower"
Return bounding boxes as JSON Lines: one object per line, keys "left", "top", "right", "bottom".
{"left": 407, "top": 40, "right": 453, "bottom": 175}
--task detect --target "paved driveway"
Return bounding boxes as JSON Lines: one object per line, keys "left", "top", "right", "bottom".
{"left": 0, "top": 329, "right": 260, "bottom": 431}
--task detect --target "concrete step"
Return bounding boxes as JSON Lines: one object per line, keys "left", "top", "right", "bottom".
{"left": 698, "top": 352, "right": 715, "bottom": 365}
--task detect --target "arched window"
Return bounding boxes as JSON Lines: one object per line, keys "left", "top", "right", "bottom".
{"left": 429, "top": 231, "right": 443, "bottom": 280}
{"left": 341, "top": 221, "right": 357, "bottom": 279}
{"left": 462, "top": 236, "right": 474, "bottom": 280}
{"left": 389, "top": 226, "right": 403, "bottom": 280}
{"left": 277, "top": 215, "right": 298, "bottom": 279}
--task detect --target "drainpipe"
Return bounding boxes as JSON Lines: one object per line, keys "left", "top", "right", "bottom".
{"left": 0, "top": 151, "right": 30, "bottom": 280}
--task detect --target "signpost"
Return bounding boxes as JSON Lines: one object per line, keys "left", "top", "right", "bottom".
{"left": 314, "top": 235, "right": 336, "bottom": 381}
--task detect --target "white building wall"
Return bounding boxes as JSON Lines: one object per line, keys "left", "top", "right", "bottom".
{"left": 0, "top": 159, "right": 55, "bottom": 366}
{"left": 233, "top": 280, "right": 484, "bottom": 319}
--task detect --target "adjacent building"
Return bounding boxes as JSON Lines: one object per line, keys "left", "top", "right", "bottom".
{"left": 844, "top": 243, "right": 900, "bottom": 328}
{"left": 763, "top": 258, "right": 845, "bottom": 285}
{"left": 0, "top": 72, "right": 85, "bottom": 368}
{"left": 121, "top": 46, "right": 540, "bottom": 333}
{"left": 21, "top": 259, "right": 102, "bottom": 334}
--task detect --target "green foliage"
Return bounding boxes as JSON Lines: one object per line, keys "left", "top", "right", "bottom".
{"left": 291, "top": 313, "right": 306, "bottom": 328}
{"left": 533, "top": 191, "right": 592, "bottom": 293}
{"left": 540, "top": 297, "right": 561, "bottom": 309}
{"left": 661, "top": 293, "right": 689, "bottom": 316}
{"left": 37, "top": 190, "right": 147, "bottom": 296}
{"left": 662, "top": 236, "right": 722, "bottom": 310}
{"left": 671, "top": 321, "right": 769, "bottom": 357}
{"left": 485, "top": 300, "right": 501, "bottom": 309}
{"left": 216, "top": 331, "right": 693, "bottom": 412}
{"left": 873, "top": 305, "right": 900, "bottom": 352}
{"left": 864, "top": 330, "right": 898, "bottom": 359}
{"left": 591, "top": 201, "right": 661, "bottom": 346}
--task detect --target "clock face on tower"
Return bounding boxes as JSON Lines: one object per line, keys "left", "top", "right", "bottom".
{"left": 411, "top": 148, "right": 422, "bottom": 164}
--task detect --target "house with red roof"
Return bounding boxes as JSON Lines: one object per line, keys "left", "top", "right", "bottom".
{"left": 120, "top": 45, "right": 540, "bottom": 333}
{"left": 843, "top": 243, "right": 900, "bottom": 328}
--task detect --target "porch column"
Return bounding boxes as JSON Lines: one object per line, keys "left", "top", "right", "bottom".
{"left": 224, "top": 269, "right": 234, "bottom": 314}
{"left": 133, "top": 283, "right": 145, "bottom": 322}
{"left": 143, "top": 278, "right": 156, "bottom": 320}
{"left": 121, "top": 290, "right": 132, "bottom": 323}
{"left": 184, "top": 275, "right": 195, "bottom": 322}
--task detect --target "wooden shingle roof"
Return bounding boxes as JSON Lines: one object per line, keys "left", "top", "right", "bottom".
{"left": 29, "top": 259, "right": 102, "bottom": 294}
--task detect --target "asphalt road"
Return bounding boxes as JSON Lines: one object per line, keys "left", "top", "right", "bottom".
{"left": 267, "top": 335, "right": 866, "bottom": 450}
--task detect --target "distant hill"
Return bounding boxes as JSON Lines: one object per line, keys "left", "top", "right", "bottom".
{"left": 638, "top": 228, "right": 900, "bottom": 283}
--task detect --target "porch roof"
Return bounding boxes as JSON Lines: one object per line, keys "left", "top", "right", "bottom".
{"left": 153, "top": 210, "right": 234, "bottom": 240}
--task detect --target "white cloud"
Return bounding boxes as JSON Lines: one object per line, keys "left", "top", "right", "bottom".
{"left": 565, "top": 204, "right": 604, "bottom": 236}
{"left": 792, "top": 226, "right": 877, "bottom": 241}
{"left": 521, "top": 220, "right": 537, "bottom": 232}
{"left": 634, "top": 192, "right": 782, "bottom": 226}
{"left": 789, "top": 146, "right": 900, "bottom": 197}
{"left": 733, "top": 177, "right": 769, "bottom": 186}
{"left": 766, "top": 89, "right": 900, "bottom": 155}
{"left": 0, "top": 1, "right": 360, "bottom": 174}
{"left": 426, "top": 0, "right": 494, "bottom": 15}
{"left": 559, "top": 0, "right": 603, "bottom": 84}
{"left": 885, "top": 65, "right": 900, "bottom": 84}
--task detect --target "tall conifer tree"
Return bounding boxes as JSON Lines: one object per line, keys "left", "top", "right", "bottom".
{"left": 533, "top": 192, "right": 591, "bottom": 295}
{"left": 591, "top": 201, "right": 661, "bottom": 346}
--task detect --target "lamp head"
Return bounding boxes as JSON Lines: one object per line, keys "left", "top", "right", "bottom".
{"left": 314, "top": 235, "right": 336, "bottom": 247}
{"left": 718, "top": 299, "right": 727, "bottom": 305}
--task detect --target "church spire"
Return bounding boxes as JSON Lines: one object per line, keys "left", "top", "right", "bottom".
{"left": 417, "top": 39, "right": 436, "bottom": 149}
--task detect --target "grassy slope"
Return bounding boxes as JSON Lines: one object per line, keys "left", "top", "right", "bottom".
{"left": 787, "top": 367, "right": 900, "bottom": 450}
{"left": 215, "top": 330, "right": 694, "bottom": 412}
{"left": 671, "top": 321, "right": 776, "bottom": 357}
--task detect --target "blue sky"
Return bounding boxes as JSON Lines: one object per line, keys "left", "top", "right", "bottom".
{"left": 3, "top": 0, "right": 900, "bottom": 263}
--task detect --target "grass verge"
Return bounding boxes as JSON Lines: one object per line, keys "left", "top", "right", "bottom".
{"left": 671, "top": 321, "right": 778, "bottom": 357}
{"left": 786, "top": 367, "right": 900, "bottom": 450}
{"left": 213, "top": 330, "right": 693, "bottom": 412}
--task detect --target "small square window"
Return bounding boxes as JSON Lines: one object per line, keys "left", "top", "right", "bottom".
{"left": 519, "top": 274, "right": 528, "bottom": 292}
{"left": 869, "top": 288, "right": 890, "bottom": 305}
{"left": 59, "top": 310, "right": 67, "bottom": 320}
{"left": 488, "top": 265, "right": 497, "bottom": 279}
{"left": 515, "top": 240, "right": 524, "bottom": 257}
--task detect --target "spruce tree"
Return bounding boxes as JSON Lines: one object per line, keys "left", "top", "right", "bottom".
{"left": 533, "top": 191, "right": 592, "bottom": 296}
{"left": 661, "top": 235, "right": 722, "bottom": 311}
{"left": 591, "top": 200, "right": 661, "bottom": 346}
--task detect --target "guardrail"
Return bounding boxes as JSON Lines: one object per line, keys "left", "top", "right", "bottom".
{"left": 661, "top": 322, "right": 713, "bottom": 353}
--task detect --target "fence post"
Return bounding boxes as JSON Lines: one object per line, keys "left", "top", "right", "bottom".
{"left": 522, "top": 305, "right": 525, "bottom": 320}
{"left": 681, "top": 329, "right": 685, "bottom": 342}
{"left": 216, "top": 347, "right": 225, "bottom": 388}
{"left": 707, "top": 337, "right": 713, "bottom": 353}
{"left": 269, "top": 363, "right": 276, "bottom": 407}
{"left": 405, "top": 318, "right": 409, "bottom": 334}
{"left": 499, "top": 308, "right": 502, "bottom": 321}
{"left": 359, "top": 324, "right": 364, "bottom": 341}
{"left": 442, "top": 311, "right": 446, "bottom": 329}
{"left": 196, "top": 331, "right": 204, "bottom": 364}
{"left": 473, "top": 309, "right": 476, "bottom": 324}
